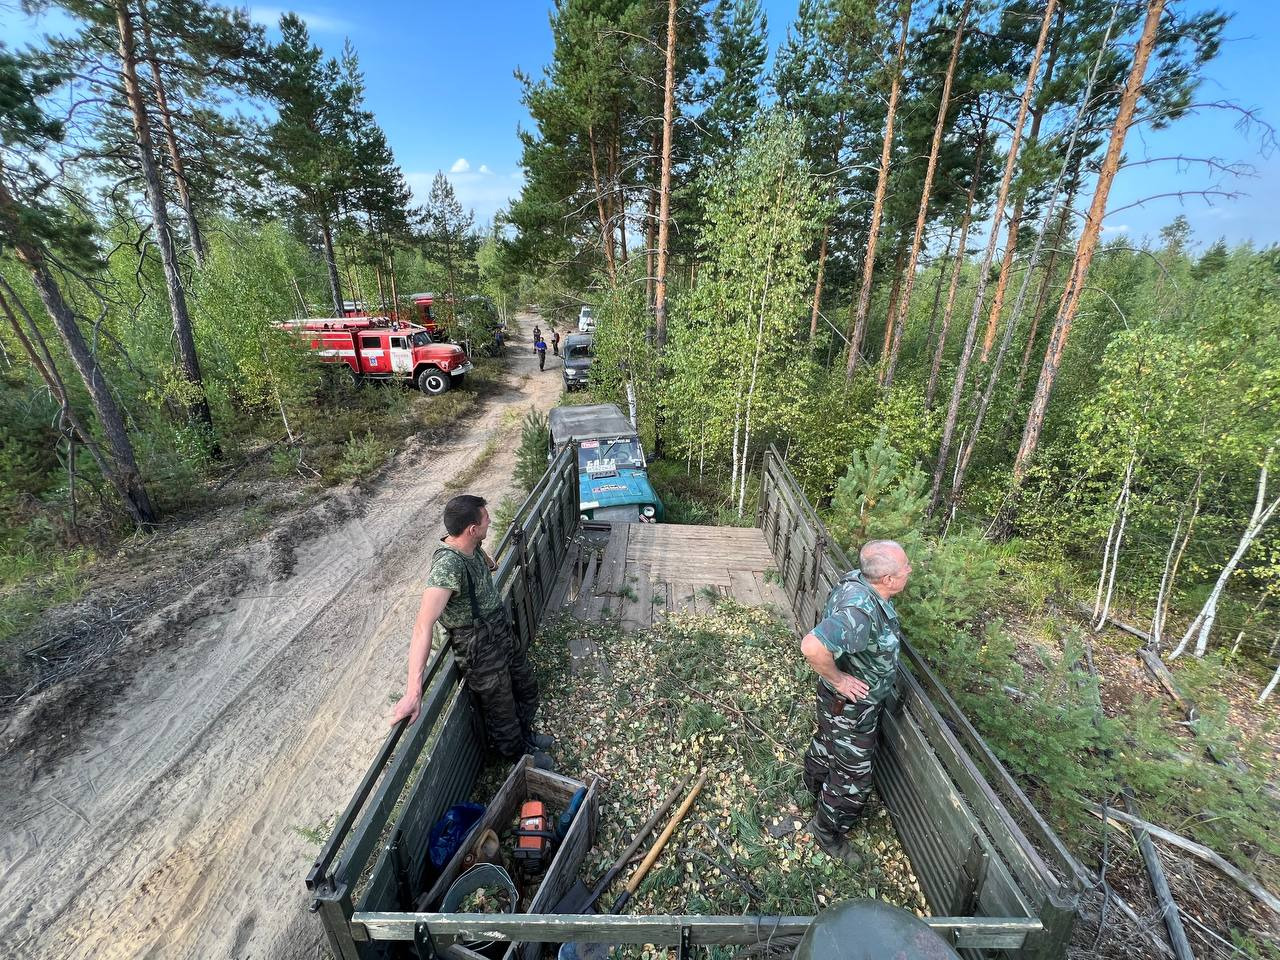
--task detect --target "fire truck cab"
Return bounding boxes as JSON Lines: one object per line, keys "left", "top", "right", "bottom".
{"left": 280, "top": 318, "right": 472, "bottom": 394}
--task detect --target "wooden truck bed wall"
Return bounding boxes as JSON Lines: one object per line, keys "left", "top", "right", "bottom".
{"left": 306, "top": 445, "right": 1081, "bottom": 960}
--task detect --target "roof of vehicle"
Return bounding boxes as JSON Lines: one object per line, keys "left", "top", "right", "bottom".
{"left": 281, "top": 318, "right": 429, "bottom": 334}
{"left": 549, "top": 403, "right": 636, "bottom": 442}
{"left": 565, "top": 333, "right": 593, "bottom": 345}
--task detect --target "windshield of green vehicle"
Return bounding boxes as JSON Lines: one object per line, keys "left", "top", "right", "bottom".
{"left": 579, "top": 437, "right": 644, "bottom": 473}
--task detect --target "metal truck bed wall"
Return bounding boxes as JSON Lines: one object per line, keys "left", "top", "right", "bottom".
{"left": 307, "top": 446, "right": 581, "bottom": 960}
{"left": 309, "top": 443, "right": 1079, "bottom": 960}
{"left": 758, "top": 448, "right": 1080, "bottom": 959}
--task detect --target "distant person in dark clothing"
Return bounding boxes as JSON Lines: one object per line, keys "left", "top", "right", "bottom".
{"left": 532, "top": 326, "right": 542, "bottom": 352}
{"left": 494, "top": 326, "right": 505, "bottom": 355}
{"left": 535, "top": 337, "right": 547, "bottom": 370}
{"left": 551, "top": 330, "right": 561, "bottom": 356}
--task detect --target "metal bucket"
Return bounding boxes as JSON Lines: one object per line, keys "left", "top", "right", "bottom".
{"left": 441, "top": 863, "right": 520, "bottom": 953}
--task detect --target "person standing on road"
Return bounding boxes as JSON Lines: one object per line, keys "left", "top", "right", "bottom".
{"left": 391, "top": 495, "right": 555, "bottom": 769}
{"left": 800, "top": 539, "right": 911, "bottom": 867}
{"left": 535, "top": 336, "right": 547, "bottom": 370}
{"left": 532, "top": 325, "right": 542, "bottom": 352}
{"left": 551, "top": 329, "right": 560, "bottom": 357}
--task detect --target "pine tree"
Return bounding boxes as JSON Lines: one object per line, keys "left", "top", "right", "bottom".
{"left": 700, "top": 0, "right": 769, "bottom": 162}
{"left": 845, "top": 0, "right": 912, "bottom": 379}
{"left": 264, "top": 14, "right": 356, "bottom": 316}
{"left": 0, "top": 49, "right": 157, "bottom": 527}
{"left": 420, "top": 173, "right": 475, "bottom": 328}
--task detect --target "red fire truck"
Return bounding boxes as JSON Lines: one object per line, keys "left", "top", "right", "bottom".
{"left": 280, "top": 318, "right": 471, "bottom": 394}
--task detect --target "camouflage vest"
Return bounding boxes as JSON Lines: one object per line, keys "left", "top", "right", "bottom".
{"left": 818, "top": 570, "right": 903, "bottom": 704}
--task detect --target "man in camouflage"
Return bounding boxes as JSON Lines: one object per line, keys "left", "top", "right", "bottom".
{"left": 391, "top": 495, "right": 554, "bottom": 769}
{"left": 800, "top": 539, "right": 912, "bottom": 866}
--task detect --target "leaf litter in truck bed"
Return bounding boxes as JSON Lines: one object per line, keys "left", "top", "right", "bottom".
{"left": 532, "top": 599, "right": 927, "bottom": 929}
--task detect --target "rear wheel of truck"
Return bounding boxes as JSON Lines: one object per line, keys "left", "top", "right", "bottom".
{"left": 418, "top": 367, "right": 450, "bottom": 395}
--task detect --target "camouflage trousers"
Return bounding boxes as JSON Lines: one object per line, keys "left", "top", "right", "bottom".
{"left": 803, "top": 681, "right": 882, "bottom": 833}
{"left": 451, "top": 611, "right": 539, "bottom": 760}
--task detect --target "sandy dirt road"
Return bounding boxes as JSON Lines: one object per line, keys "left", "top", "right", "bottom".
{"left": 0, "top": 316, "right": 565, "bottom": 960}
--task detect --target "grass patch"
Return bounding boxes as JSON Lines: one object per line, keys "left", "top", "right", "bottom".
{"left": 648, "top": 460, "right": 756, "bottom": 527}
{"left": 0, "top": 546, "right": 92, "bottom": 685}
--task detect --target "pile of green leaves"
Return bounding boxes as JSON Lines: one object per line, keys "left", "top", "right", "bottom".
{"left": 535, "top": 602, "right": 927, "bottom": 919}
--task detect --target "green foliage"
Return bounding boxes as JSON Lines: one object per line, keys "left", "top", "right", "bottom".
{"left": 331, "top": 430, "right": 391, "bottom": 484}
{"left": 648, "top": 460, "right": 756, "bottom": 527}
{"left": 514, "top": 408, "right": 550, "bottom": 492}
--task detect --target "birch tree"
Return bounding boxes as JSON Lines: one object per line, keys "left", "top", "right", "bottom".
{"left": 1170, "top": 444, "right": 1280, "bottom": 660}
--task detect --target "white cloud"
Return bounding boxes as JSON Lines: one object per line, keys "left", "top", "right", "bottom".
{"left": 450, "top": 158, "right": 472, "bottom": 173}
{"left": 249, "top": 7, "right": 353, "bottom": 33}
{"left": 478, "top": 164, "right": 493, "bottom": 175}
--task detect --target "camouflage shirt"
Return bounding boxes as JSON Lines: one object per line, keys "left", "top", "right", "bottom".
{"left": 812, "top": 569, "right": 903, "bottom": 704}
{"left": 425, "top": 541, "right": 503, "bottom": 629}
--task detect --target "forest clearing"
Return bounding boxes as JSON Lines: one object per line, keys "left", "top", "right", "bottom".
{"left": 1, "top": 1, "right": 1278, "bottom": 959}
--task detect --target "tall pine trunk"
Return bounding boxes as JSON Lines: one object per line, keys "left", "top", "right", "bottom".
{"left": 319, "top": 210, "right": 343, "bottom": 316}
{"left": 810, "top": 218, "right": 830, "bottom": 341}
{"left": 948, "top": 4, "right": 1115, "bottom": 506}
{"left": 926, "top": 126, "right": 986, "bottom": 409}
{"left": 115, "top": 0, "right": 216, "bottom": 445}
{"left": 654, "top": 0, "right": 678, "bottom": 349}
{"left": 645, "top": 128, "right": 660, "bottom": 311}
{"left": 978, "top": 2, "right": 1064, "bottom": 363}
{"left": 613, "top": 111, "right": 628, "bottom": 266}
{"left": 1009, "top": 0, "right": 1166, "bottom": 503}
{"left": 923, "top": 225, "right": 957, "bottom": 361}
{"left": 845, "top": 0, "right": 912, "bottom": 380}
{"left": 880, "top": 0, "right": 970, "bottom": 389}
{"left": 876, "top": 241, "right": 907, "bottom": 365}
{"left": 587, "top": 125, "right": 618, "bottom": 285}
{"left": 139, "top": 6, "right": 205, "bottom": 267}
{"left": 927, "top": 0, "right": 1057, "bottom": 514}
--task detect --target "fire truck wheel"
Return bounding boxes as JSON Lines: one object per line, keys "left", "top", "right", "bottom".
{"left": 418, "top": 368, "right": 451, "bottom": 395}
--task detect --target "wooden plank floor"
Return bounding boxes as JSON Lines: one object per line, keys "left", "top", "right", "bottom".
{"left": 549, "top": 522, "right": 795, "bottom": 636}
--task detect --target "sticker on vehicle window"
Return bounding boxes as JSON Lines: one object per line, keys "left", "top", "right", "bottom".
{"left": 581, "top": 440, "right": 599, "bottom": 448}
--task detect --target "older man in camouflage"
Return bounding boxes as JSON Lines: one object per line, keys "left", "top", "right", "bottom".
{"left": 800, "top": 539, "right": 912, "bottom": 866}
{"left": 391, "top": 494, "right": 554, "bottom": 769}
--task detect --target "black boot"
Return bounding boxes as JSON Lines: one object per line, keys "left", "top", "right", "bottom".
{"left": 524, "top": 730, "right": 555, "bottom": 750}
{"left": 805, "top": 815, "right": 863, "bottom": 868}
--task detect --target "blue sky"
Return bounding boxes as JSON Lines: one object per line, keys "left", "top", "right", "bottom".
{"left": 4, "top": 1, "right": 1277, "bottom": 248}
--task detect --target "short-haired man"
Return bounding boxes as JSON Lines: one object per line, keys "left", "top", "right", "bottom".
{"left": 391, "top": 494, "right": 554, "bottom": 768}
{"left": 799, "top": 539, "right": 912, "bottom": 866}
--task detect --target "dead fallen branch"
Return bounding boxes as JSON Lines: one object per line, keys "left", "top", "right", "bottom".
{"left": 1121, "top": 793, "right": 1194, "bottom": 960}
{"left": 1088, "top": 803, "right": 1280, "bottom": 919}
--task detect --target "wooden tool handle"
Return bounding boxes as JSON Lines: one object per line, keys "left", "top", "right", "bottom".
{"left": 624, "top": 769, "right": 707, "bottom": 895}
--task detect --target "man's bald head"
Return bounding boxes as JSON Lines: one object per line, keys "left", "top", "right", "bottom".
{"left": 860, "top": 539, "right": 909, "bottom": 583}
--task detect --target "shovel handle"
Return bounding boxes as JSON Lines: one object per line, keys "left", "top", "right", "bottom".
{"left": 622, "top": 770, "right": 707, "bottom": 897}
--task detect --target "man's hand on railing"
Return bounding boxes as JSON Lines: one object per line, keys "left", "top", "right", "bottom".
{"left": 390, "top": 691, "right": 422, "bottom": 726}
